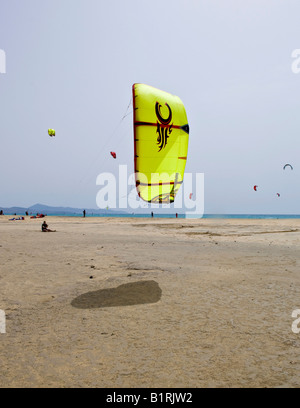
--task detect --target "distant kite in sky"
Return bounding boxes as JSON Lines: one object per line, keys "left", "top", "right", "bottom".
{"left": 283, "top": 163, "right": 293, "bottom": 170}
{"left": 48, "top": 129, "right": 55, "bottom": 137}
{"left": 110, "top": 151, "right": 116, "bottom": 159}
{"left": 277, "top": 193, "right": 280, "bottom": 197}
{"left": 253, "top": 185, "right": 258, "bottom": 191}
{"left": 189, "top": 193, "right": 193, "bottom": 199}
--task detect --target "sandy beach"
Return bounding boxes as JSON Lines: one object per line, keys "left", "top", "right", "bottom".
{"left": 1, "top": 215, "right": 300, "bottom": 388}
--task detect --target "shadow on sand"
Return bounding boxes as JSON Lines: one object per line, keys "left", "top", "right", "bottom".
{"left": 71, "top": 280, "right": 162, "bottom": 309}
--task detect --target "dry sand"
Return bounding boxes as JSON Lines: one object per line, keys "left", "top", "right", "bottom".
{"left": 1, "top": 215, "right": 300, "bottom": 388}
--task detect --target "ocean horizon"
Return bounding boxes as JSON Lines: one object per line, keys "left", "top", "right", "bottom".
{"left": 3, "top": 211, "right": 300, "bottom": 219}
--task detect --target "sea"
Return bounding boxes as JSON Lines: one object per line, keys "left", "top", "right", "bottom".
{"left": 7, "top": 213, "right": 300, "bottom": 219}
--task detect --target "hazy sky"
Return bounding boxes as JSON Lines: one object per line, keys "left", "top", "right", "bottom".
{"left": 1, "top": 0, "right": 300, "bottom": 214}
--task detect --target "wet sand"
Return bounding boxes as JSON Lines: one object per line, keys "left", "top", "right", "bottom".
{"left": 1, "top": 215, "right": 300, "bottom": 388}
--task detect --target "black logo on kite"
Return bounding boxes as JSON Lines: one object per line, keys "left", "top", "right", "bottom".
{"left": 155, "top": 102, "right": 173, "bottom": 152}
{"left": 151, "top": 192, "right": 175, "bottom": 204}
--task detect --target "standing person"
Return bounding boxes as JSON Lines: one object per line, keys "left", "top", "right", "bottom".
{"left": 83, "top": 209, "right": 86, "bottom": 218}
{"left": 151, "top": 211, "right": 153, "bottom": 218}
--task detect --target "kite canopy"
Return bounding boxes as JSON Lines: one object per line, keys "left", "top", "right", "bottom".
{"left": 48, "top": 129, "right": 55, "bottom": 137}
{"left": 283, "top": 163, "right": 293, "bottom": 170}
{"left": 110, "top": 151, "right": 116, "bottom": 159}
{"left": 254, "top": 185, "right": 258, "bottom": 191}
{"left": 132, "top": 83, "right": 189, "bottom": 203}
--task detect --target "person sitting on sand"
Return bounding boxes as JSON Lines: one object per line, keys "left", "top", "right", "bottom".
{"left": 41, "top": 220, "right": 56, "bottom": 232}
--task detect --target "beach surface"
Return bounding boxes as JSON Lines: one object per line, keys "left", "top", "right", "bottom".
{"left": 1, "top": 215, "right": 300, "bottom": 388}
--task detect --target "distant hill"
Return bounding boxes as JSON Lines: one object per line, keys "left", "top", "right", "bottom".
{"left": 0, "top": 203, "right": 129, "bottom": 216}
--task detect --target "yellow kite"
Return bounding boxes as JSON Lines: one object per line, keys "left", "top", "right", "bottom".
{"left": 132, "top": 83, "right": 189, "bottom": 203}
